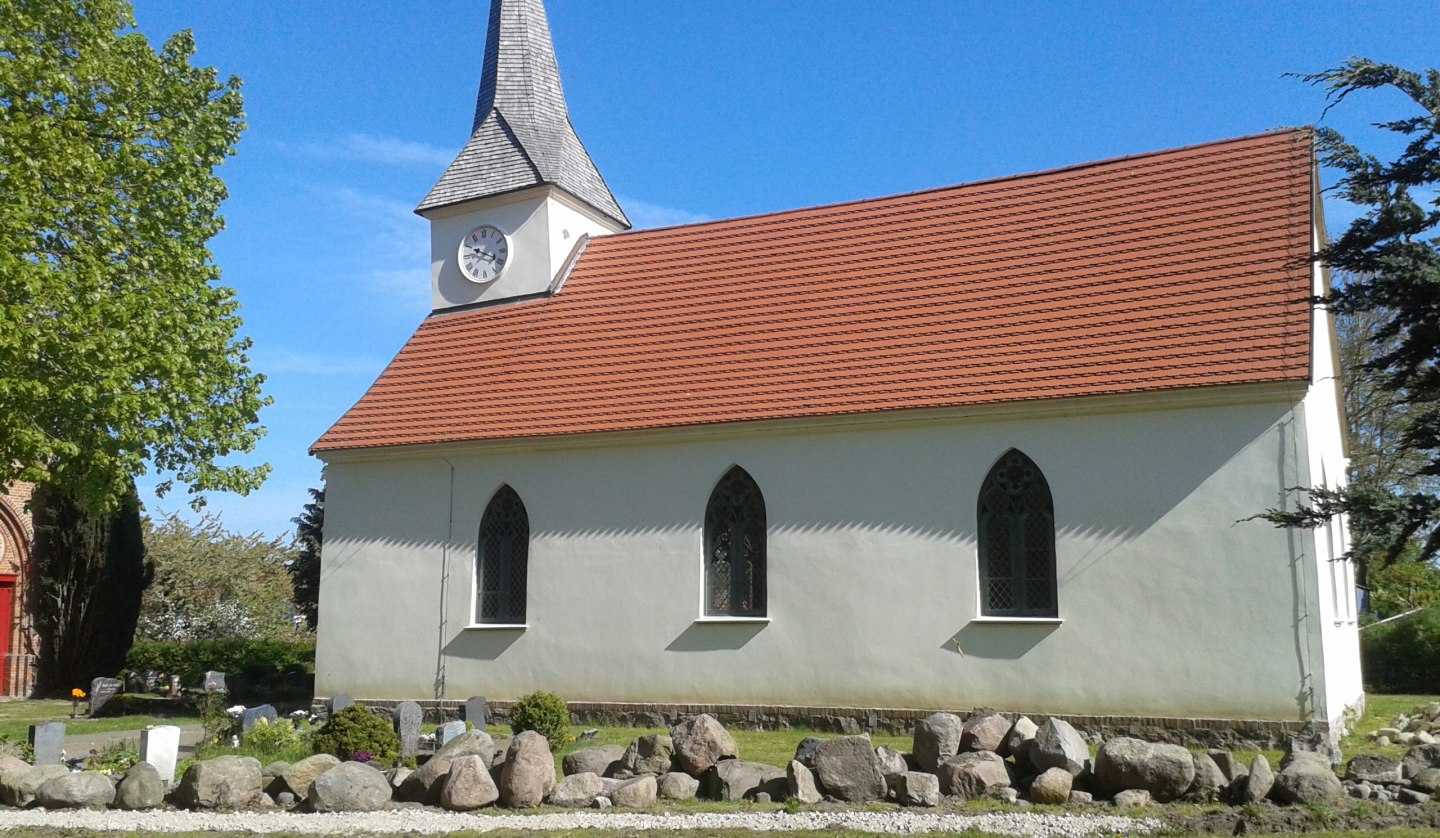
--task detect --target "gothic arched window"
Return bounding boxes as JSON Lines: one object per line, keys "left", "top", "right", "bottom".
{"left": 704, "top": 466, "right": 767, "bottom": 617}
{"left": 476, "top": 485, "right": 529, "bottom": 624}
{"left": 977, "top": 450, "right": 1057, "bottom": 617}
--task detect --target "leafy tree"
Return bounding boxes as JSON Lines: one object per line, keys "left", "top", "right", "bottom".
{"left": 138, "top": 513, "right": 296, "bottom": 642}
{"left": 1264, "top": 59, "right": 1440, "bottom": 564}
{"left": 0, "top": 0, "right": 268, "bottom": 514}
{"left": 288, "top": 486, "right": 323, "bottom": 630}
{"left": 30, "top": 481, "right": 150, "bottom": 691}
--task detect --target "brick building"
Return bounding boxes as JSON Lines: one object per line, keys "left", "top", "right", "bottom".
{"left": 0, "top": 483, "right": 39, "bottom": 696}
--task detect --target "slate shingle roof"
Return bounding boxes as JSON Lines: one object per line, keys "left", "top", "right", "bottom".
{"left": 315, "top": 129, "right": 1316, "bottom": 454}
{"left": 415, "top": 0, "right": 629, "bottom": 228}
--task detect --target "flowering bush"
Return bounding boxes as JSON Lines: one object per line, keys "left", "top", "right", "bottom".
{"left": 312, "top": 706, "right": 398, "bottom": 765}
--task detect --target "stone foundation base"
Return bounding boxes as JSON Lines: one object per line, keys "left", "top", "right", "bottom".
{"left": 315, "top": 697, "right": 1327, "bottom": 750}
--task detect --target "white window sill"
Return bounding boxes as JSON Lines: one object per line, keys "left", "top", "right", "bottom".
{"left": 463, "top": 623, "right": 528, "bottom": 631}
{"left": 693, "top": 616, "right": 771, "bottom": 625}
{"left": 969, "top": 616, "right": 1064, "bottom": 625}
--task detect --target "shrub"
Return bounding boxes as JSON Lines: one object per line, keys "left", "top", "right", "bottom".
{"left": 508, "top": 690, "right": 570, "bottom": 749}
{"left": 125, "top": 638, "right": 315, "bottom": 684}
{"left": 1361, "top": 607, "right": 1440, "bottom": 693}
{"left": 312, "top": 705, "right": 399, "bottom": 764}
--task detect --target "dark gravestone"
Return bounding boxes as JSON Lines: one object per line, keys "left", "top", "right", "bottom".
{"left": 464, "top": 696, "right": 487, "bottom": 729}
{"left": 203, "top": 671, "right": 227, "bottom": 693}
{"left": 89, "top": 677, "right": 122, "bottom": 717}
{"left": 240, "top": 704, "right": 277, "bottom": 732}
{"left": 142, "top": 670, "right": 161, "bottom": 691}
{"left": 394, "top": 701, "right": 423, "bottom": 759}
{"left": 29, "top": 722, "right": 65, "bottom": 765}
{"left": 329, "top": 693, "right": 354, "bottom": 715}
{"left": 124, "top": 672, "right": 146, "bottom": 694}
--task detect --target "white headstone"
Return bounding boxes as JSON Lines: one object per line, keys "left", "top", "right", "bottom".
{"left": 140, "top": 725, "right": 181, "bottom": 785}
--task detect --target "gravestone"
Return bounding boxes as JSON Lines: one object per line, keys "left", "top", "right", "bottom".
{"left": 329, "top": 693, "right": 353, "bottom": 715}
{"left": 89, "top": 677, "right": 122, "bottom": 717}
{"left": 241, "top": 704, "right": 277, "bottom": 732}
{"left": 125, "top": 672, "right": 146, "bottom": 694}
{"left": 167, "top": 675, "right": 181, "bottom": 698}
{"left": 142, "top": 670, "right": 161, "bottom": 691}
{"left": 202, "top": 671, "right": 227, "bottom": 693}
{"left": 29, "top": 722, "right": 65, "bottom": 765}
{"left": 394, "top": 701, "right": 423, "bottom": 759}
{"left": 437, "top": 720, "right": 466, "bottom": 747}
{"left": 464, "top": 696, "right": 487, "bottom": 728}
{"left": 140, "top": 725, "right": 181, "bottom": 784}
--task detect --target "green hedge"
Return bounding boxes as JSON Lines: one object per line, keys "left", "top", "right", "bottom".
{"left": 1361, "top": 607, "right": 1440, "bottom": 693}
{"left": 126, "top": 638, "right": 315, "bottom": 685}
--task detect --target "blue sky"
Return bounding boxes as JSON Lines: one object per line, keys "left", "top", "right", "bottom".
{"left": 124, "top": 0, "right": 1439, "bottom": 539}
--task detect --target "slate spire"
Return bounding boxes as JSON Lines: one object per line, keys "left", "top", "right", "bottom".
{"left": 416, "top": 0, "right": 629, "bottom": 229}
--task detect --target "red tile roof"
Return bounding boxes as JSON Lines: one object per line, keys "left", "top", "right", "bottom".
{"left": 313, "top": 129, "right": 1316, "bottom": 453}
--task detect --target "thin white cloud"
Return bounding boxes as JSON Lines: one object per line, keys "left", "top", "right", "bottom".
{"left": 618, "top": 196, "right": 712, "bottom": 230}
{"left": 251, "top": 348, "right": 388, "bottom": 377}
{"left": 278, "top": 133, "right": 453, "bottom": 168}
{"left": 326, "top": 186, "right": 432, "bottom": 309}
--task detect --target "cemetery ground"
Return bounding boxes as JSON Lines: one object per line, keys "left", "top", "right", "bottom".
{"left": 0, "top": 700, "right": 199, "bottom": 745}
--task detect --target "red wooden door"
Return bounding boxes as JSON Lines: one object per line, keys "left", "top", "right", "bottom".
{"left": 0, "top": 576, "right": 15, "bottom": 693}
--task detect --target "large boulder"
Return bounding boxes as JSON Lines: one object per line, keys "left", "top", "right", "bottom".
{"left": 793, "top": 737, "right": 823, "bottom": 769}
{"left": 1030, "top": 719, "right": 1089, "bottom": 776}
{"left": 1403, "top": 743, "right": 1440, "bottom": 779}
{"left": 1188, "top": 753, "right": 1225, "bottom": 800}
{"left": 892, "top": 771, "right": 940, "bottom": 807}
{"left": 875, "top": 746, "right": 908, "bottom": 777}
{"left": 961, "top": 713, "right": 1011, "bottom": 754}
{"left": 659, "top": 771, "right": 700, "bottom": 801}
{"left": 563, "top": 746, "right": 625, "bottom": 778}
{"left": 1005, "top": 717, "right": 1039, "bottom": 770}
{"left": 1347, "top": 754, "right": 1402, "bottom": 784}
{"left": 705, "top": 759, "right": 785, "bottom": 801}
{"left": 670, "top": 714, "right": 738, "bottom": 777}
{"left": 115, "top": 762, "right": 165, "bottom": 811}
{"left": 398, "top": 729, "right": 495, "bottom": 803}
{"left": 1029, "top": 767, "right": 1073, "bottom": 805}
{"left": 499, "top": 730, "right": 556, "bottom": 808}
{"left": 35, "top": 772, "right": 115, "bottom": 808}
{"left": 787, "top": 760, "right": 821, "bottom": 804}
{"left": 1273, "top": 754, "right": 1343, "bottom": 805}
{"left": 175, "top": 755, "right": 262, "bottom": 809}
{"left": 1410, "top": 767, "right": 1440, "bottom": 794}
{"left": 1094, "top": 737, "right": 1195, "bottom": 802}
{"left": 937, "top": 751, "right": 1010, "bottom": 799}
{"left": 439, "top": 755, "right": 499, "bottom": 811}
{"left": 1242, "top": 754, "right": 1274, "bottom": 804}
{"left": 611, "top": 774, "right": 658, "bottom": 807}
{"left": 281, "top": 753, "right": 341, "bottom": 801}
{"left": 619, "top": 734, "right": 674, "bottom": 776}
{"left": 309, "top": 761, "right": 392, "bottom": 813}
{"left": 913, "top": 713, "right": 962, "bottom": 773}
{"left": 812, "top": 736, "right": 886, "bottom": 802}
{"left": 549, "top": 772, "right": 605, "bottom": 807}
{"left": 1, "top": 764, "right": 68, "bottom": 807}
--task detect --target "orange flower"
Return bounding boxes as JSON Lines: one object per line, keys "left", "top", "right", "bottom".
{"left": 71, "top": 688, "right": 86, "bottom": 699}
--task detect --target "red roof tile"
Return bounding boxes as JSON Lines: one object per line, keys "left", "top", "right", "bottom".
{"left": 313, "top": 129, "right": 1316, "bottom": 453}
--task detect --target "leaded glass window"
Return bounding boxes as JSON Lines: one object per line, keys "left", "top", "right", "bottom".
{"left": 477, "top": 485, "right": 528, "bottom": 624}
{"left": 704, "top": 466, "right": 766, "bottom": 617}
{"left": 977, "top": 450, "right": 1057, "bottom": 617}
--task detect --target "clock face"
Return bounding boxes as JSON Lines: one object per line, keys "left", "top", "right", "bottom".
{"left": 458, "top": 225, "right": 509, "bottom": 283}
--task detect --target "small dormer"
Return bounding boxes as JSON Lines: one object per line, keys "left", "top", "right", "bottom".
{"left": 416, "top": 0, "right": 629, "bottom": 312}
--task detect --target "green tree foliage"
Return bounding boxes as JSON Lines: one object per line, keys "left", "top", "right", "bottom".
{"left": 138, "top": 513, "right": 296, "bottom": 641}
{"left": 1264, "top": 59, "right": 1440, "bottom": 564}
{"left": 0, "top": 0, "right": 268, "bottom": 513}
{"left": 288, "top": 486, "right": 323, "bottom": 630}
{"left": 30, "top": 481, "right": 150, "bottom": 691}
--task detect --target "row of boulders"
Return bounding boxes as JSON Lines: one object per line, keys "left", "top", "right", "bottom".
{"left": 1367, "top": 701, "right": 1440, "bottom": 747}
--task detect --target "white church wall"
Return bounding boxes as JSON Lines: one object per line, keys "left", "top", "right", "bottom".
{"left": 316, "top": 389, "right": 1335, "bottom": 722}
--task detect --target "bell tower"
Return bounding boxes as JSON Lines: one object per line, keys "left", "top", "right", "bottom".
{"left": 417, "top": 0, "right": 629, "bottom": 311}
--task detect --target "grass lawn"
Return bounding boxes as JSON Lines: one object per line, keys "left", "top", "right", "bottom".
{"left": 0, "top": 699, "right": 200, "bottom": 743}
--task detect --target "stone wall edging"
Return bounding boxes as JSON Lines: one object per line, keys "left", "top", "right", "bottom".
{"left": 323, "top": 697, "right": 1323, "bottom": 750}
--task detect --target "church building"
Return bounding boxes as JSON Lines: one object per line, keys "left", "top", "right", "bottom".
{"left": 312, "top": 0, "right": 1363, "bottom": 737}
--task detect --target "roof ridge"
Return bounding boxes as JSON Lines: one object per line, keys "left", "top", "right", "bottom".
{"left": 612, "top": 128, "right": 1311, "bottom": 237}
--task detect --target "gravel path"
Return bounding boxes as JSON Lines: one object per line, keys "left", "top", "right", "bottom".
{"left": 0, "top": 808, "right": 1161, "bottom": 836}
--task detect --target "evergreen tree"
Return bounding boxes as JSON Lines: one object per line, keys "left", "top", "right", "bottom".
{"left": 289, "top": 486, "right": 324, "bottom": 630}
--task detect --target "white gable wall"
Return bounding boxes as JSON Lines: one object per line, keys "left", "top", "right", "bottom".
{"left": 317, "top": 386, "right": 1353, "bottom": 723}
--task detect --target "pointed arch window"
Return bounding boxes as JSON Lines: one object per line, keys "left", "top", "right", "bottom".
{"left": 476, "top": 485, "right": 528, "bottom": 624}
{"left": 704, "top": 466, "right": 767, "bottom": 617}
{"left": 978, "top": 450, "right": 1057, "bottom": 617}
